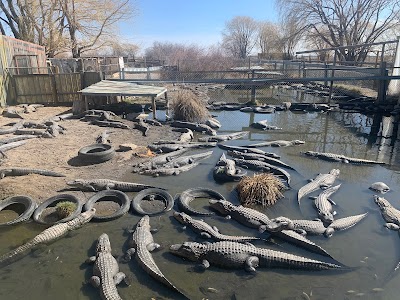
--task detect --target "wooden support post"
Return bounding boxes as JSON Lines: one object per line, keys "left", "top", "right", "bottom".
{"left": 165, "top": 92, "right": 169, "bottom": 118}
{"left": 151, "top": 96, "right": 156, "bottom": 119}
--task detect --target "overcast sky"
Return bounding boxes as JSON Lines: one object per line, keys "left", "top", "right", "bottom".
{"left": 120, "top": 0, "right": 279, "bottom": 53}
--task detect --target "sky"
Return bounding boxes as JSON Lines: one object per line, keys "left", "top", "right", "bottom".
{"left": 120, "top": 0, "right": 279, "bottom": 53}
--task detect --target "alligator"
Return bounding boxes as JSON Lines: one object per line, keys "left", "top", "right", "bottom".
{"left": 172, "top": 128, "right": 193, "bottom": 142}
{"left": 246, "top": 140, "right": 305, "bottom": 148}
{"left": 231, "top": 158, "right": 291, "bottom": 186}
{"left": 133, "top": 118, "right": 150, "bottom": 136}
{"left": 171, "top": 120, "right": 217, "bottom": 136}
{"left": 139, "top": 162, "right": 200, "bottom": 176}
{"left": 228, "top": 150, "right": 296, "bottom": 171}
{"left": 213, "top": 165, "right": 247, "bottom": 182}
{"left": 162, "top": 151, "right": 213, "bottom": 168}
{"left": 262, "top": 213, "right": 368, "bottom": 237}
{"left": 143, "top": 119, "right": 162, "bottom": 126}
{"left": 92, "top": 119, "right": 130, "bottom": 129}
{"left": 178, "top": 188, "right": 225, "bottom": 216}
{"left": 0, "top": 135, "right": 37, "bottom": 145}
{"left": 46, "top": 123, "right": 66, "bottom": 137}
{"left": 169, "top": 241, "right": 342, "bottom": 272}
{"left": 297, "top": 169, "right": 340, "bottom": 205}
{"left": 173, "top": 211, "right": 261, "bottom": 242}
{"left": 0, "top": 167, "right": 66, "bottom": 179}
{"left": 96, "top": 130, "right": 111, "bottom": 144}
{"left": 148, "top": 142, "right": 216, "bottom": 153}
{"left": 369, "top": 182, "right": 390, "bottom": 194}
{"left": 374, "top": 195, "right": 400, "bottom": 228}
{"left": 198, "top": 131, "right": 249, "bottom": 142}
{"left": 87, "top": 233, "right": 125, "bottom": 300}
{"left": 0, "top": 121, "right": 24, "bottom": 135}
{"left": 125, "top": 215, "right": 187, "bottom": 298}
{"left": 205, "top": 118, "right": 221, "bottom": 129}
{"left": 303, "top": 151, "right": 385, "bottom": 165}
{"left": 67, "top": 178, "right": 158, "bottom": 192}
{"left": 133, "top": 148, "right": 190, "bottom": 171}
{"left": 217, "top": 143, "right": 280, "bottom": 159}
{"left": 311, "top": 184, "right": 342, "bottom": 224}
{"left": 216, "top": 153, "right": 237, "bottom": 176}
{"left": 250, "top": 120, "right": 282, "bottom": 130}
{"left": 0, "top": 208, "right": 95, "bottom": 268}
{"left": 0, "top": 140, "right": 27, "bottom": 153}
{"left": 209, "top": 199, "right": 335, "bottom": 258}
{"left": 15, "top": 128, "right": 53, "bottom": 138}
{"left": 2, "top": 107, "right": 23, "bottom": 119}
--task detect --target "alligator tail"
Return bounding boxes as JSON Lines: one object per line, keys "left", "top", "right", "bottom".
{"left": 0, "top": 240, "right": 36, "bottom": 268}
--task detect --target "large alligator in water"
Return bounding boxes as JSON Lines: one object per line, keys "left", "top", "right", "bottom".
{"left": 374, "top": 195, "right": 400, "bottom": 229}
{"left": 171, "top": 120, "right": 216, "bottom": 136}
{"left": 125, "top": 215, "right": 187, "bottom": 298}
{"left": 148, "top": 142, "right": 216, "bottom": 153}
{"left": 250, "top": 120, "right": 282, "bottom": 130}
{"left": 213, "top": 153, "right": 246, "bottom": 182}
{"left": 311, "top": 184, "right": 342, "bottom": 224}
{"left": 217, "top": 143, "right": 280, "bottom": 158}
{"left": 208, "top": 199, "right": 335, "bottom": 258}
{"left": 133, "top": 148, "right": 190, "bottom": 171}
{"left": 0, "top": 167, "right": 65, "bottom": 179}
{"left": 139, "top": 162, "right": 200, "bottom": 176}
{"left": 246, "top": 140, "right": 305, "bottom": 148}
{"left": 0, "top": 209, "right": 96, "bottom": 268}
{"left": 67, "top": 178, "right": 158, "bottom": 192}
{"left": 162, "top": 151, "right": 213, "bottom": 168}
{"left": 173, "top": 211, "right": 261, "bottom": 243}
{"left": 262, "top": 213, "right": 368, "bottom": 237}
{"left": 87, "top": 233, "right": 125, "bottom": 300}
{"left": 198, "top": 131, "right": 249, "bottom": 142}
{"left": 303, "top": 151, "right": 385, "bottom": 165}
{"left": 169, "top": 241, "right": 342, "bottom": 272}
{"left": 297, "top": 169, "right": 340, "bottom": 205}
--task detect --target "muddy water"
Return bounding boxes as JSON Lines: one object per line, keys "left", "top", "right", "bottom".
{"left": 1, "top": 109, "right": 400, "bottom": 300}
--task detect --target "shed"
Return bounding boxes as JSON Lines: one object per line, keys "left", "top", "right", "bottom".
{"left": 78, "top": 80, "right": 168, "bottom": 118}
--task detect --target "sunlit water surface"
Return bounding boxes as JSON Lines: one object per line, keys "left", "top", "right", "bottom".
{"left": 1, "top": 108, "right": 400, "bottom": 300}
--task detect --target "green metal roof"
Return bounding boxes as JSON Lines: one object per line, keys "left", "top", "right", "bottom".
{"left": 79, "top": 80, "right": 167, "bottom": 97}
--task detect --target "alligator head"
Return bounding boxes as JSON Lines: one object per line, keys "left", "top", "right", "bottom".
{"left": 66, "top": 179, "right": 86, "bottom": 188}
{"left": 374, "top": 195, "right": 391, "bottom": 209}
{"left": 173, "top": 211, "right": 191, "bottom": 224}
{"left": 324, "top": 227, "right": 335, "bottom": 238}
{"left": 303, "top": 151, "right": 318, "bottom": 157}
{"left": 329, "top": 169, "right": 340, "bottom": 176}
{"left": 96, "top": 233, "right": 112, "bottom": 254}
{"left": 169, "top": 242, "right": 204, "bottom": 261}
{"left": 318, "top": 211, "right": 334, "bottom": 224}
{"left": 209, "top": 199, "right": 235, "bottom": 215}
{"left": 136, "top": 215, "right": 151, "bottom": 229}
{"left": 267, "top": 216, "right": 294, "bottom": 231}
{"left": 293, "top": 140, "right": 305, "bottom": 145}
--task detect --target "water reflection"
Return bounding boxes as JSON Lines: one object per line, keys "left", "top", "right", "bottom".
{"left": 1, "top": 109, "right": 400, "bottom": 299}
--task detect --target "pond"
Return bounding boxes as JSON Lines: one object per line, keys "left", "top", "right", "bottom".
{"left": 1, "top": 108, "right": 400, "bottom": 300}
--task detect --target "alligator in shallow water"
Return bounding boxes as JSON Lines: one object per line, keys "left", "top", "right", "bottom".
{"left": 171, "top": 120, "right": 216, "bottom": 136}
{"left": 169, "top": 241, "right": 342, "bottom": 271}
{"left": 87, "top": 233, "right": 125, "bottom": 300}
{"left": 311, "top": 184, "right": 341, "bottom": 224}
{"left": 139, "top": 162, "right": 200, "bottom": 176}
{"left": 208, "top": 199, "right": 334, "bottom": 258}
{"left": 250, "top": 120, "right": 282, "bottom": 130}
{"left": 148, "top": 142, "right": 216, "bottom": 154}
{"left": 217, "top": 143, "right": 280, "bottom": 159}
{"left": 173, "top": 211, "right": 261, "bottom": 243}
{"left": 246, "top": 140, "right": 305, "bottom": 148}
{"left": 198, "top": 131, "right": 249, "bottom": 142}
{"left": 162, "top": 151, "right": 213, "bottom": 168}
{"left": 125, "top": 215, "right": 187, "bottom": 298}
{"left": 297, "top": 169, "right": 340, "bottom": 205}
{"left": 303, "top": 151, "right": 385, "bottom": 165}
{"left": 67, "top": 178, "right": 157, "bottom": 192}
{"left": 133, "top": 148, "right": 190, "bottom": 171}
{"left": 0, "top": 167, "right": 65, "bottom": 179}
{"left": 0, "top": 209, "right": 95, "bottom": 268}
{"left": 374, "top": 195, "right": 400, "bottom": 229}
{"left": 228, "top": 150, "right": 296, "bottom": 171}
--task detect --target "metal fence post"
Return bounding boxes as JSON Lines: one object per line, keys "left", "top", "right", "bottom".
{"left": 377, "top": 61, "right": 388, "bottom": 103}
{"left": 324, "top": 62, "right": 328, "bottom": 86}
{"left": 251, "top": 70, "right": 256, "bottom": 104}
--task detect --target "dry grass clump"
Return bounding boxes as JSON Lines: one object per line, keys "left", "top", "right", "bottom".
{"left": 236, "top": 173, "right": 285, "bottom": 207}
{"left": 56, "top": 201, "right": 77, "bottom": 219}
{"left": 171, "top": 90, "right": 210, "bottom": 122}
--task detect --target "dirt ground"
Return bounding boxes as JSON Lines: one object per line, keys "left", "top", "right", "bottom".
{"left": 0, "top": 106, "right": 179, "bottom": 211}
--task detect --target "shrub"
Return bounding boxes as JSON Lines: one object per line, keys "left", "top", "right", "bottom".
{"left": 55, "top": 201, "right": 77, "bottom": 219}
{"left": 171, "top": 90, "right": 210, "bottom": 123}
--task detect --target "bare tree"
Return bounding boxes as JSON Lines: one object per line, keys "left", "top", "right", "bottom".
{"left": 277, "top": 0, "right": 400, "bottom": 63}
{"left": 257, "top": 21, "right": 281, "bottom": 58}
{"left": 222, "top": 16, "right": 258, "bottom": 59}
{"left": 277, "top": 16, "right": 303, "bottom": 60}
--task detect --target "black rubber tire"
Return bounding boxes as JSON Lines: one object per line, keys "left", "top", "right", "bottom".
{"left": 0, "top": 195, "right": 37, "bottom": 226}
{"left": 178, "top": 187, "right": 226, "bottom": 215}
{"left": 131, "top": 188, "right": 174, "bottom": 216}
{"left": 83, "top": 190, "right": 130, "bottom": 221}
{"left": 33, "top": 194, "right": 82, "bottom": 225}
{"left": 78, "top": 143, "right": 115, "bottom": 164}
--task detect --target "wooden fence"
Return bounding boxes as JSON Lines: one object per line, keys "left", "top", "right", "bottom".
{"left": 5, "top": 71, "right": 101, "bottom": 105}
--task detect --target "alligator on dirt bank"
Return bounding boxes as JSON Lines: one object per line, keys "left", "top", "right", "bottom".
{"left": 87, "top": 233, "right": 125, "bottom": 300}
{"left": 67, "top": 178, "right": 157, "bottom": 192}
